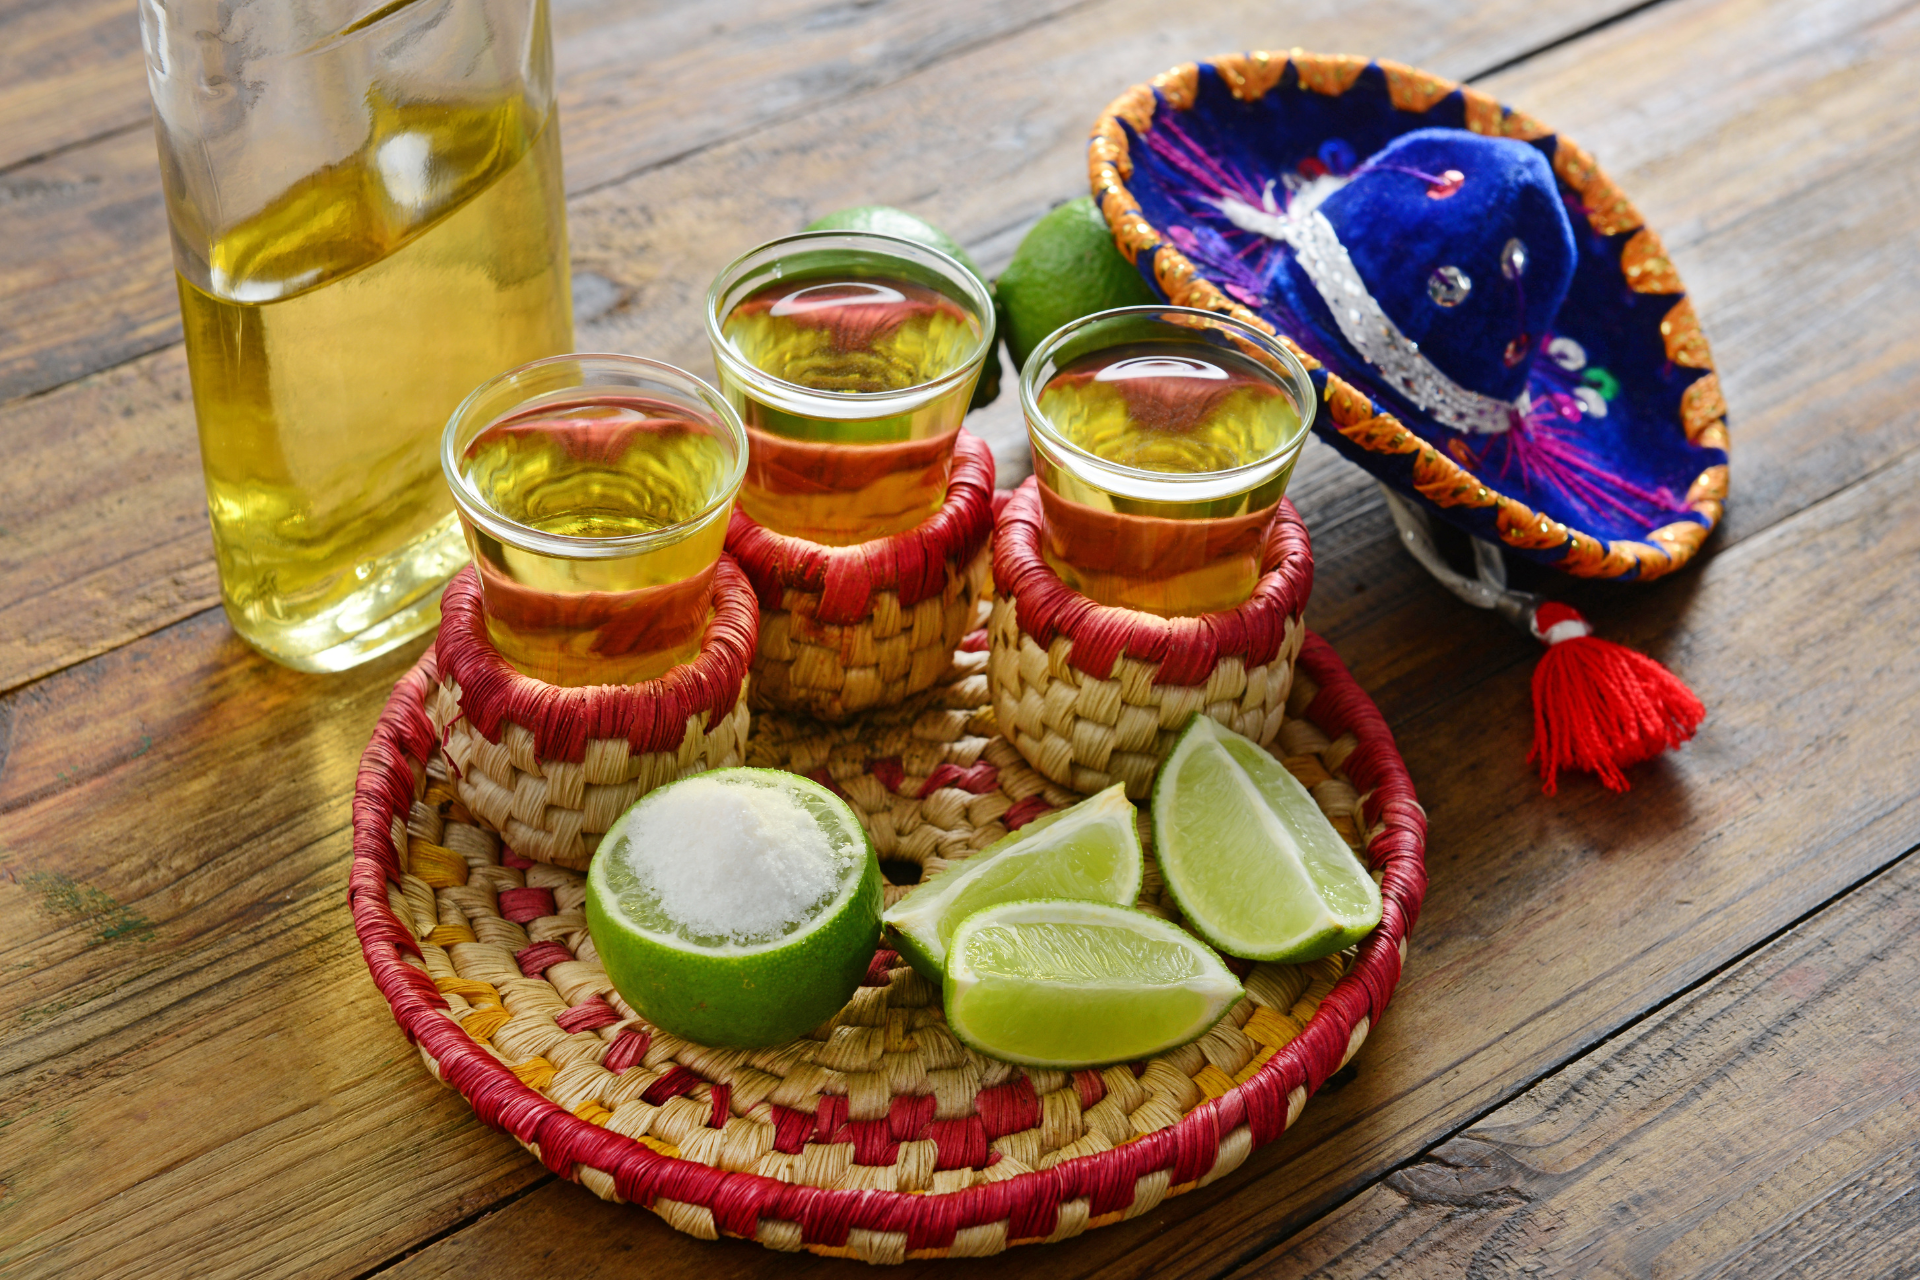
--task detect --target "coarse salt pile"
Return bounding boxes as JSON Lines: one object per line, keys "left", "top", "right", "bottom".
{"left": 617, "top": 774, "right": 841, "bottom": 944}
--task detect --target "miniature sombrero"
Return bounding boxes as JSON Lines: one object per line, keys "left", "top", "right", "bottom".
{"left": 1088, "top": 55, "right": 1719, "bottom": 790}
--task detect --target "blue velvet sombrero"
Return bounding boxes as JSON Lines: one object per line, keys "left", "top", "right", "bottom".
{"left": 1087, "top": 53, "right": 1728, "bottom": 583}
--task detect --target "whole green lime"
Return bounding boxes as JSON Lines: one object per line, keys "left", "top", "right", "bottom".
{"left": 586, "top": 768, "right": 883, "bottom": 1047}
{"left": 997, "top": 196, "right": 1160, "bottom": 373}
{"left": 805, "top": 205, "right": 1000, "bottom": 408}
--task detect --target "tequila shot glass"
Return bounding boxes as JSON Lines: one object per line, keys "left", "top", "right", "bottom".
{"left": 1022, "top": 306, "right": 1316, "bottom": 616}
{"left": 706, "top": 231, "right": 995, "bottom": 546}
{"left": 443, "top": 354, "right": 747, "bottom": 686}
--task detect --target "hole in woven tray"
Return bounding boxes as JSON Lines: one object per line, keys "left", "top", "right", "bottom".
{"left": 878, "top": 859, "right": 923, "bottom": 887}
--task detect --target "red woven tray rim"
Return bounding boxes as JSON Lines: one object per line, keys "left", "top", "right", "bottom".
{"left": 349, "top": 633, "right": 1426, "bottom": 1253}
{"left": 992, "top": 479, "right": 1314, "bottom": 685}
{"left": 724, "top": 430, "right": 996, "bottom": 626}
{"left": 435, "top": 555, "right": 758, "bottom": 761}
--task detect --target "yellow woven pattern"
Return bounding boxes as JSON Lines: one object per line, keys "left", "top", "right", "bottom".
{"left": 986, "top": 597, "right": 1307, "bottom": 800}
{"left": 427, "top": 679, "right": 752, "bottom": 871}
{"left": 751, "top": 545, "right": 992, "bottom": 721}
{"left": 392, "top": 653, "right": 1388, "bottom": 1259}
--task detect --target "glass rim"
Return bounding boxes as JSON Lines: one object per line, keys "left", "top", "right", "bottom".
{"left": 703, "top": 229, "right": 997, "bottom": 410}
{"left": 442, "top": 352, "right": 748, "bottom": 562}
{"left": 1018, "top": 304, "right": 1319, "bottom": 492}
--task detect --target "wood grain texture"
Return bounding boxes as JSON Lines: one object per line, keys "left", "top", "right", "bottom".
{"left": 0, "top": 0, "right": 146, "bottom": 171}
{"left": 2, "top": 0, "right": 1917, "bottom": 1277}
{"left": 0, "top": 619, "right": 553, "bottom": 1280}
{"left": 0, "top": 0, "right": 1090, "bottom": 409}
{"left": 0, "top": 126, "right": 176, "bottom": 409}
{"left": 340, "top": 416, "right": 1920, "bottom": 1280}
{"left": 0, "top": 0, "right": 1642, "bottom": 693}
{"left": 1242, "top": 850, "right": 1920, "bottom": 1280}
{"left": 3, "top": 392, "right": 1914, "bottom": 1280}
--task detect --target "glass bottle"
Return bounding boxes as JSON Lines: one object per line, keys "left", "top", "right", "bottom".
{"left": 140, "top": 0, "right": 575, "bottom": 671}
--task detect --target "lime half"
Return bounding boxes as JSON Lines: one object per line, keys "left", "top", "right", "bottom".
{"left": 586, "top": 768, "right": 882, "bottom": 1047}
{"left": 883, "top": 784, "right": 1143, "bottom": 980}
{"left": 944, "top": 899, "right": 1243, "bottom": 1068}
{"left": 1151, "top": 714, "right": 1382, "bottom": 964}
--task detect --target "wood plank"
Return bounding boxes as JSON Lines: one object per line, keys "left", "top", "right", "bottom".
{"left": 0, "top": 0, "right": 1091, "bottom": 181}
{"left": 0, "top": 0, "right": 1090, "bottom": 408}
{"left": 0, "top": 128, "right": 176, "bottom": 415}
{"left": 1238, "top": 849, "right": 1920, "bottom": 1280}
{"left": 0, "top": 0, "right": 147, "bottom": 171}
{"left": 0, "top": 0, "right": 1643, "bottom": 692}
{"left": 3, "top": 399, "right": 1915, "bottom": 1279}
{"left": 2, "top": 1, "right": 1915, "bottom": 1275}
{"left": 336, "top": 423, "right": 1920, "bottom": 1280}
{"left": 0, "top": 620, "right": 557, "bottom": 1280}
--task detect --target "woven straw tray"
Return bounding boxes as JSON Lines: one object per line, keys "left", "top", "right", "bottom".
{"left": 350, "top": 630, "right": 1426, "bottom": 1262}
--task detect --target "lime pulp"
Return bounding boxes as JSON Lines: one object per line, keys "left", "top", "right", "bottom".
{"left": 1151, "top": 714, "right": 1382, "bottom": 964}
{"left": 943, "top": 898, "right": 1244, "bottom": 1068}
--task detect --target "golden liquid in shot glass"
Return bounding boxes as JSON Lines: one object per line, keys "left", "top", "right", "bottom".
{"left": 1031, "top": 339, "right": 1305, "bottom": 616}
{"left": 709, "top": 231, "right": 993, "bottom": 546}
{"left": 458, "top": 398, "right": 735, "bottom": 686}
{"left": 719, "top": 275, "right": 983, "bottom": 543}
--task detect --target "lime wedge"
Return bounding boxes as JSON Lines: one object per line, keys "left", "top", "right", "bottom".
{"left": 586, "top": 768, "right": 882, "bottom": 1047}
{"left": 1151, "top": 714, "right": 1382, "bottom": 963}
{"left": 882, "top": 784, "right": 1143, "bottom": 980}
{"left": 943, "top": 899, "right": 1243, "bottom": 1068}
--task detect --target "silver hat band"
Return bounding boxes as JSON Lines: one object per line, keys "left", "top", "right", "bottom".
{"left": 1216, "top": 197, "right": 1523, "bottom": 436}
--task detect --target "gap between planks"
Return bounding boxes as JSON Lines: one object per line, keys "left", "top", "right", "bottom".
{"left": 0, "top": 117, "right": 149, "bottom": 185}
{"left": 1462, "top": 0, "right": 1675, "bottom": 80}
{"left": 349, "top": 1178, "right": 559, "bottom": 1280}
{"left": 559, "top": 0, "right": 1111, "bottom": 206}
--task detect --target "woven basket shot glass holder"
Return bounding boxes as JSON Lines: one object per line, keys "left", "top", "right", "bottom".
{"left": 427, "top": 557, "right": 758, "bottom": 871}
{"left": 990, "top": 479, "right": 1314, "bottom": 799}
{"left": 724, "top": 429, "right": 996, "bottom": 722}
{"left": 352, "top": 626, "right": 1426, "bottom": 1260}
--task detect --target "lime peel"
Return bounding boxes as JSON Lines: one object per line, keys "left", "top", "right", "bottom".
{"left": 998, "top": 196, "right": 1160, "bottom": 370}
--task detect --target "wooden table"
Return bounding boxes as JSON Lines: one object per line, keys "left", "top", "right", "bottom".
{"left": 4, "top": 0, "right": 1917, "bottom": 1275}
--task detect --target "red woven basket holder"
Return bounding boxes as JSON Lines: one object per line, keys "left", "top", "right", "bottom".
{"left": 992, "top": 479, "right": 1314, "bottom": 689}
{"left": 434, "top": 557, "right": 758, "bottom": 765}
{"left": 725, "top": 430, "right": 995, "bottom": 626}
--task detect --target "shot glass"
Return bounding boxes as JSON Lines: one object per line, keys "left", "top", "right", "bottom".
{"left": 443, "top": 354, "right": 747, "bottom": 687}
{"left": 1021, "top": 306, "right": 1317, "bottom": 616}
{"left": 705, "top": 230, "right": 996, "bottom": 546}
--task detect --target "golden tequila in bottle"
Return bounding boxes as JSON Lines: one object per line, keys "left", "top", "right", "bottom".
{"left": 444, "top": 357, "right": 746, "bottom": 687}
{"left": 145, "top": 0, "right": 572, "bottom": 670}
{"left": 1023, "top": 309, "right": 1315, "bottom": 616}
{"left": 707, "top": 233, "right": 994, "bottom": 546}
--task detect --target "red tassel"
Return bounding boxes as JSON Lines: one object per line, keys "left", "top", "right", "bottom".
{"left": 1528, "top": 602, "right": 1704, "bottom": 795}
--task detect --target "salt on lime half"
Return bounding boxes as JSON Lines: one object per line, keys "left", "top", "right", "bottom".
{"left": 882, "top": 783, "right": 1143, "bottom": 981}
{"left": 1151, "top": 714, "right": 1383, "bottom": 964}
{"left": 585, "top": 768, "right": 882, "bottom": 1048}
{"left": 943, "top": 899, "right": 1243, "bottom": 1069}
